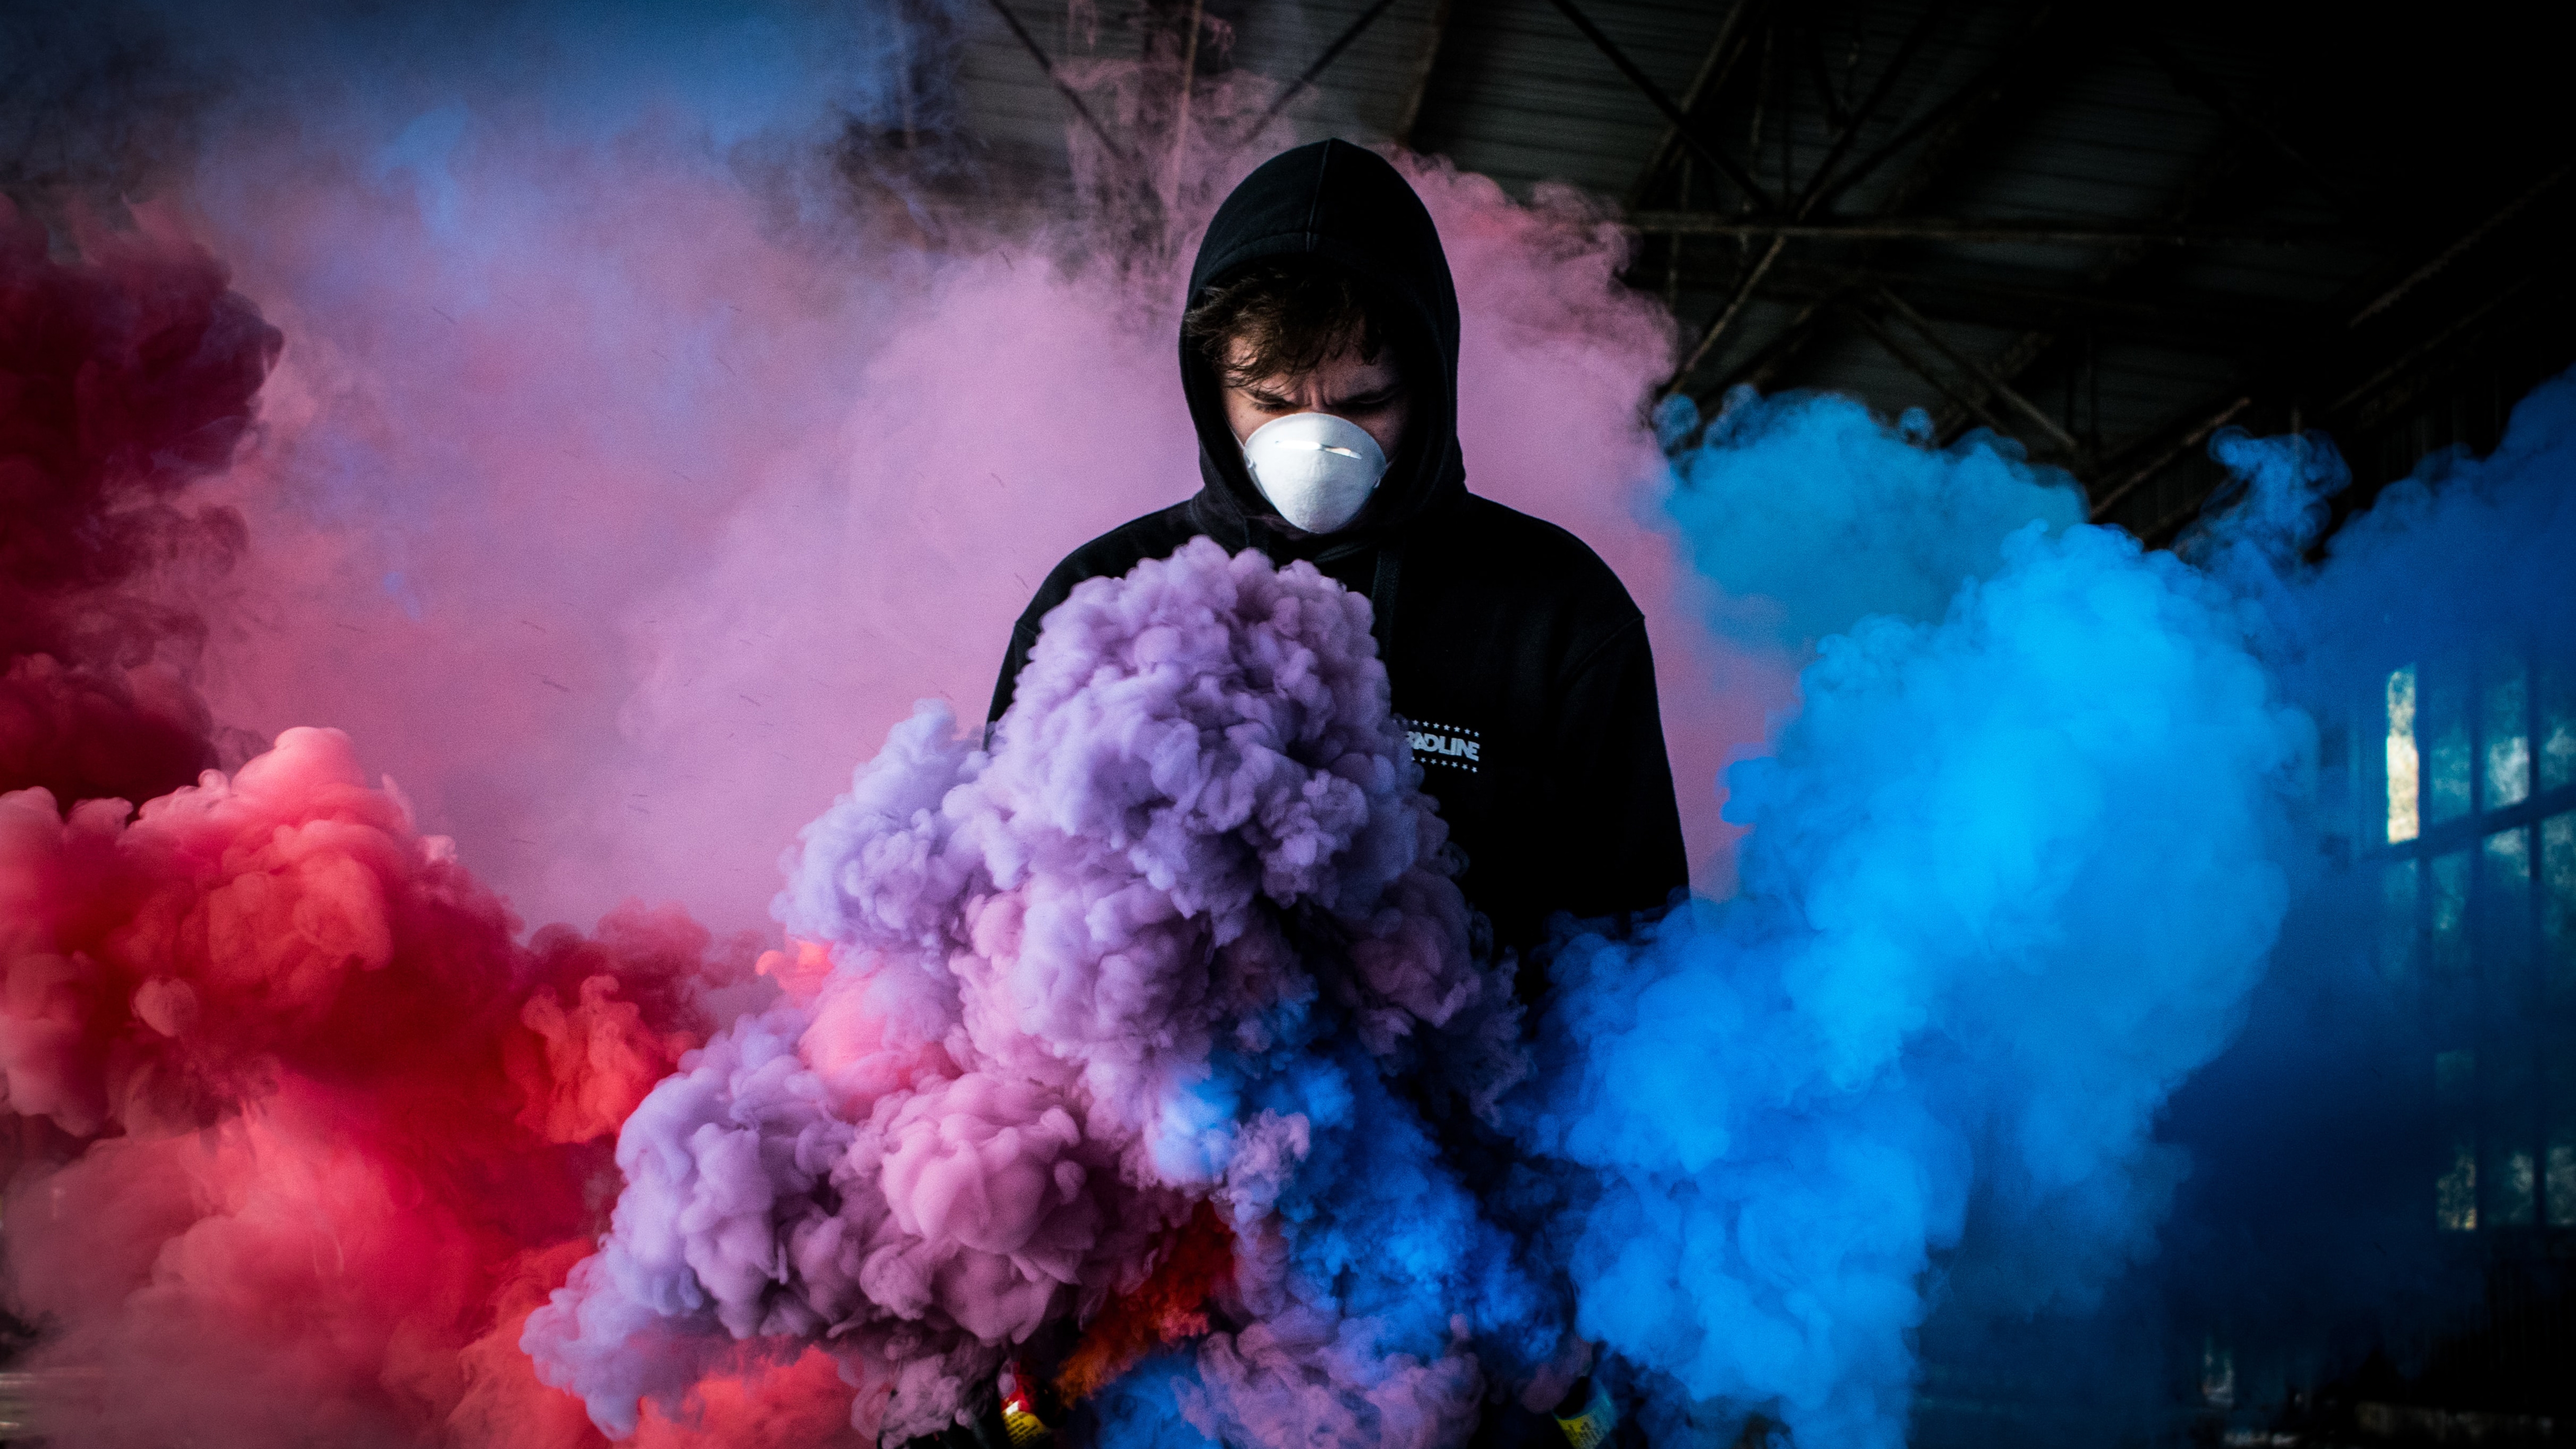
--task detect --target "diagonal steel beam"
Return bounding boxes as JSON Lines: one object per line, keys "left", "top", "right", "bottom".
{"left": 2327, "top": 271, "right": 2540, "bottom": 418}
{"left": 1877, "top": 287, "right": 2082, "bottom": 453}
{"left": 1728, "top": 294, "right": 1839, "bottom": 395}
{"left": 1626, "top": 0, "right": 1765, "bottom": 207}
{"left": 1788, "top": 0, "right": 1952, "bottom": 213}
{"left": 1248, "top": 0, "right": 1407, "bottom": 137}
{"left": 1693, "top": 2, "right": 2072, "bottom": 396}
{"left": 1917, "top": 132, "right": 2255, "bottom": 446}
{"left": 2091, "top": 184, "right": 2567, "bottom": 541}
{"left": 1671, "top": 235, "right": 1787, "bottom": 387}
{"left": 1389, "top": 0, "right": 1456, "bottom": 147}
{"left": 1841, "top": 301, "right": 2016, "bottom": 436}
{"left": 982, "top": 0, "right": 1141, "bottom": 169}
{"left": 2083, "top": 395, "right": 2249, "bottom": 523}
{"left": 2347, "top": 159, "right": 2571, "bottom": 327}
{"left": 1801, "top": 0, "right": 2059, "bottom": 217}
{"left": 2128, "top": 29, "right": 2353, "bottom": 214}
{"left": 1547, "top": 0, "right": 1778, "bottom": 213}
{"left": 1659, "top": 1, "right": 1953, "bottom": 394}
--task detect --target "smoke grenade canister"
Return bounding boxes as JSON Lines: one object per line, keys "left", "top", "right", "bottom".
{"left": 998, "top": 1362, "right": 1055, "bottom": 1444}
{"left": 1553, "top": 1377, "right": 1618, "bottom": 1449}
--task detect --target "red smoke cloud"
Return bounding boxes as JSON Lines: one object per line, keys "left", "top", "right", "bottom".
{"left": 0, "top": 716, "right": 744, "bottom": 1445}
{"left": 0, "top": 201, "right": 869, "bottom": 1448}
{"left": 0, "top": 203, "right": 272, "bottom": 811}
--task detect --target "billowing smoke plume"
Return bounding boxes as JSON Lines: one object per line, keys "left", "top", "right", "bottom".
{"left": 2, "top": 167, "right": 796, "bottom": 1449}
{"left": 1657, "top": 389, "right": 2085, "bottom": 647}
{"left": 531, "top": 374, "right": 2540, "bottom": 1448}
{"left": 1901, "top": 378, "right": 2576, "bottom": 1441}
{"left": 1545, "top": 379, "right": 2571, "bottom": 1446}
{"left": 0, "top": 203, "right": 274, "bottom": 808}
{"left": 1497, "top": 390, "right": 2304, "bottom": 1447}
{"left": 0, "top": 726, "right": 736, "bottom": 1444}
{"left": 527, "top": 539, "right": 1544, "bottom": 1441}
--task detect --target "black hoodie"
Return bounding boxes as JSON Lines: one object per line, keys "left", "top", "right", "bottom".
{"left": 990, "top": 139, "right": 1687, "bottom": 982}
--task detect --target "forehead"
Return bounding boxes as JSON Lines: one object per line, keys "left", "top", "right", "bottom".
{"left": 1220, "top": 317, "right": 1370, "bottom": 354}
{"left": 1224, "top": 335, "right": 1400, "bottom": 380}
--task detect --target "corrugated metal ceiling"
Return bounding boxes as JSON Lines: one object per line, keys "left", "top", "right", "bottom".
{"left": 929, "top": 0, "right": 2573, "bottom": 542}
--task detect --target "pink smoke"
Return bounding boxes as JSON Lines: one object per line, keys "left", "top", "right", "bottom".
{"left": 175, "top": 126, "right": 1775, "bottom": 940}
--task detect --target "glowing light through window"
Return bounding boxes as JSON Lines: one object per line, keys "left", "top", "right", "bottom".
{"left": 2387, "top": 666, "right": 2420, "bottom": 843}
{"left": 2485, "top": 662, "right": 2530, "bottom": 809}
{"left": 2429, "top": 676, "right": 2472, "bottom": 827}
{"left": 2383, "top": 649, "right": 2574, "bottom": 1237}
{"left": 2544, "top": 661, "right": 2575, "bottom": 793}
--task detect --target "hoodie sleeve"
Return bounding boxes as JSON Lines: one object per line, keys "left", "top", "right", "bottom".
{"left": 1547, "top": 615, "right": 1691, "bottom": 923}
{"left": 987, "top": 535, "right": 1115, "bottom": 725}
{"left": 987, "top": 616, "right": 1042, "bottom": 725}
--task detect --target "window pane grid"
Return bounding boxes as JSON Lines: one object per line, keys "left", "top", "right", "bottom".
{"left": 2370, "top": 645, "right": 2575, "bottom": 1239}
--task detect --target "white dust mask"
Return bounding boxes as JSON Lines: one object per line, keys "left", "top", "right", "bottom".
{"left": 1240, "top": 412, "right": 1388, "bottom": 534}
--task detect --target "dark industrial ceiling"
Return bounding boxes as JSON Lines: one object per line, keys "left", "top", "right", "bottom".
{"left": 933, "top": 0, "right": 2576, "bottom": 547}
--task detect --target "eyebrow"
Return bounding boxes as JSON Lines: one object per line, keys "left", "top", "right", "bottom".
{"left": 1247, "top": 380, "right": 1407, "bottom": 409}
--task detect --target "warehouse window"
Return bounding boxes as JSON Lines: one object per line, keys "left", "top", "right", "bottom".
{"left": 2388, "top": 667, "right": 2420, "bottom": 844}
{"left": 2374, "top": 651, "right": 2576, "bottom": 1234}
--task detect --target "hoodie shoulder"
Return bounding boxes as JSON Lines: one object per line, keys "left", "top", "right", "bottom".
{"left": 1015, "top": 502, "right": 1203, "bottom": 630}
{"left": 1424, "top": 495, "right": 1649, "bottom": 685}
{"left": 1449, "top": 495, "right": 1643, "bottom": 617}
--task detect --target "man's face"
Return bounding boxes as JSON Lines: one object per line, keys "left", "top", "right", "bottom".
{"left": 1218, "top": 333, "right": 1410, "bottom": 462}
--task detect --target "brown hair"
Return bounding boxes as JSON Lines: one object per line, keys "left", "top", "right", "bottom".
{"left": 1183, "top": 259, "right": 1391, "bottom": 388}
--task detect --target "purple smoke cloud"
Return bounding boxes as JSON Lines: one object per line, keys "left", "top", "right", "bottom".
{"left": 528, "top": 539, "right": 1535, "bottom": 1442}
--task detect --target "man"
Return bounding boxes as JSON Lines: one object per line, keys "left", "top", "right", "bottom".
{"left": 992, "top": 138, "right": 1687, "bottom": 991}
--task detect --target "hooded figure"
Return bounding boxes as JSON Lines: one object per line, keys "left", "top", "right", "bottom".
{"left": 990, "top": 139, "right": 1686, "bottom": 983}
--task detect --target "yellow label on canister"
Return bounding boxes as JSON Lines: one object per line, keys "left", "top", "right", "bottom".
{"left": 1002, "top": 1396, "right": 1053, "bottom": 1445}
{"left": 1000, "top": 1367, "right": 1054, "bottom": 1445}
{"left": 1556, "top": 1379, "right": 1616, "bottom": 1449}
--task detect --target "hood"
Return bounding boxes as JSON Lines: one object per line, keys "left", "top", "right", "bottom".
{"left": 1180, "top": 139, "right": 1465, "bottom": 552}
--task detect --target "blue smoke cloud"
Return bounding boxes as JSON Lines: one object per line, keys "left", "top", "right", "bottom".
{"left": 1658, "top": 389, "right": 2085, "bottom": 648}
{"left": 1912, "top": 375, "right": 2576, "bottom": 1441}
{"left": 1519, "top": 374, "right": 2576, "bottom": 1446}
{"left": 1090, "top": 1358, "right": 1218, "bottom": 1447}
{"left": 1526, "top": 398, "right": 2307, "bottom": 1444}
